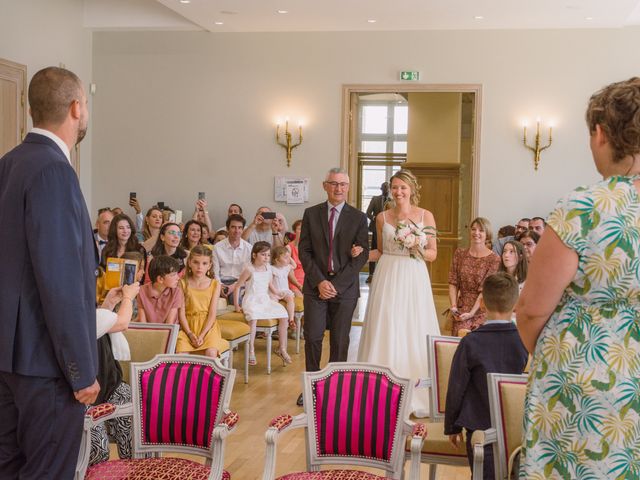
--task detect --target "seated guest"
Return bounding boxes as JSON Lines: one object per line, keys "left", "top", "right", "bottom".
{"left": 128, "top": 195, "right": 144, "bottom": 232}
{"left": 146, "top": 222, "right": 188, "bottom": 283}
{"left": 271, "top": 212, "right": 288, "bottom": 247}
{"left": 137, "top": 256, "right": 184, "bottom": 323}
{"left": 212, "top": 229, "right": 228, "bottom": 244}
{"left": 444, "top": 272, "right": 528, "bottom": 480}
{"left": 499, "top": 240, "right": 528, "bottom": 290}
{"left": 137, "top": 206, "right": 163, "bottom": 251}
{"left": 242, "top": 206, "right": 277, "bottom": 245}
{"left": 497, "top": 225, "right": 515, "bottom": 238}
{"left": 96, "top": 250, "right": 146, "bottom": 307}
{"left": 528, "top": 216, "right": 546, "bottom": 235}
{"left": 91, "top": 281, "right": 140, "bottom": 465}
{"left": 100, "top": 213, "right": 145, "bottom": 267}
{"left": 492, "top": 223, "right": 516, "bottom": 256}
{"left": 212, "top": 214, "right": 251, "bottom": 303}
{"left": 111, "top": 207, "right": 123, "bottom": 216}
{"left": 217, "top": 203, "right": 244, "bottom": 231}
{"left": 192, "top": 197, "right": 213, "bottom": 232}
{"left": 161, "top": 206, "right": 176, "bottom": 224}
{"left": 516, "top": 230, "right": 540, "bottom": 262}
{"left": 286, "top": 219, "right": 304, "bottom": 292}
{"left": 514, "top": 217, "right": 530, "bottom": 236}
{"left": 180, "top": 219, "right": 204, "bottom": 252}
{"left": 94, "top": 207, "right": 114, "bottom": 257}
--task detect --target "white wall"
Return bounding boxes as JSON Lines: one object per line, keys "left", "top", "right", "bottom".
{"left": 0, "top": 0, "right": 94, "bottom": 209}
{"left": 91, "top": 27, "right": 640, "bottom": 229}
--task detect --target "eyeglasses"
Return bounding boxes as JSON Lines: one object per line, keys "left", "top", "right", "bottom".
{"left": 324, "top": 181, "right": 349, "bottom": 188}
{"left": 166, "top": 230, "right": 182, "bottom": 237}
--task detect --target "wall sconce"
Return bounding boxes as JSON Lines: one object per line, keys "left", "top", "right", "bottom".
{"left": 276, "top": 118, "right": 303, "bottom": 167}
{"left": 523, "top": 117, "right": 553, "bottom": 171}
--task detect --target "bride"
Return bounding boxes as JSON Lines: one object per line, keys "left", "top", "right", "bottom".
{"left": 357, "top": 169, "right": 441, "bottom": 417}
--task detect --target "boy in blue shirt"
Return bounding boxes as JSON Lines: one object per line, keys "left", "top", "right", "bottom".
{"left": 444, "top": 272, "right": 528, "bottom": 480}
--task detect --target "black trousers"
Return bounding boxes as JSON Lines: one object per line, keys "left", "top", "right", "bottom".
{"left": 303, "top": 294, "right": 358, "bottom": 372}
{"left": 368, "top": 228, "right": 378, "bottom": 276}
{"left": 0, "top": 371, "right": 85, "bottom": 480}
{"left": 466, "top": 429, "right": 495, "bottom": 480}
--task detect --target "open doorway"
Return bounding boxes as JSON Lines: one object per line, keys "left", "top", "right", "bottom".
{"left": 341, "top": 84, "right": 481, "bottom": 295}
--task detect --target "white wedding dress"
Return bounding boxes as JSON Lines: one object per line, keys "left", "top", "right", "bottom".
{"left": 357, "top": 212, "right": 441, "bottom": 417}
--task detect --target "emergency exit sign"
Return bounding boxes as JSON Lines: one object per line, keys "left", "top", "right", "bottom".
{"left": 399, "top": 71, "right": 420, "bottom": 81}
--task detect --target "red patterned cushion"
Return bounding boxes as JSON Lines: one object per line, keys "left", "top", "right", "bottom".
{"left": 87, "top": 402, "right": 116, "bottom": 421}
{"left": 278, "top": 471, "right": 385, "bottom": 480}
{"left": 86, "top": 458, "right": 231, "bottom": 480}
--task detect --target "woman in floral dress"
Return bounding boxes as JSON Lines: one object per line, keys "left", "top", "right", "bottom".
{"left": 518, "top": 77, "right": 640, "bottom": 478}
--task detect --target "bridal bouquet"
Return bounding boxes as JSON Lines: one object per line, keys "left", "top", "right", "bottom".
{"left": 394, "top": 221, "right": 437, "bottom": 259}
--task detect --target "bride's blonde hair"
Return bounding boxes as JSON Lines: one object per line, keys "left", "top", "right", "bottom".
{"left": 389, "top": 169, "right": 421, "bottom": 206}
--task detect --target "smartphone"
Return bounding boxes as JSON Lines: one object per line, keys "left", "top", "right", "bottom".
{"left": 129, "top": 192, "right": 136, "bottom": 200}
{"left": 157, "top": 201, "right": 165, "bottom": 210}
{"left": 123, "top": 262, "right": 137, "bottom": 286}
{"left": 262, "top": 211, "right": 276, "bottom": 220}
{"left": 198, "top": 191, "right": 205, "bottom": 200}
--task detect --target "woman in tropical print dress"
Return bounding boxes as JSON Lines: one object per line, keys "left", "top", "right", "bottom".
{"left": 518, "top": 77, "right": 640, "bottom": 479}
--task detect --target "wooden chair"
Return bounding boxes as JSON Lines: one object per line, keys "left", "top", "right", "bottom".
{"left": 405, "top": 335, "right": 468, "bottom": 480}
{"left": 470, "top": 373, "right": 528, "bottom": 480}
{"left": 76, "top": 354, "right": 238, "bottom": 480}
{"left": 120, "top": 322, "right": 179, "bottom": 384}
{"left": 262, "top": 362, "right": 427, "bottom": 480}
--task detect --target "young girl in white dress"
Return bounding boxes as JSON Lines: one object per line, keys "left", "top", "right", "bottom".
{"left": 270, "top": 245, "right": 303, "bottom": 329}
{"left": 357, "top": 169, "right": 441, "bottom": 417}
{"left": 234, "top": 241, "right": 291, "bottom": 366}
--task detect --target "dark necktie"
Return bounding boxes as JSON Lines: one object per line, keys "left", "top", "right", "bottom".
{"left": 98, "top": 240, "right": 107, "bottom": 246}
{"left": 328, "top": 207, "right": 337, "bottom": 273}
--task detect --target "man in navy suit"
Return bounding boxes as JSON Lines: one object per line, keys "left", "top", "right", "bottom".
{"left": 297, "top": 168, "right": 369, "bottom": 405}
{"left": 0, "top": 67, "right": 100, "bottom": 479}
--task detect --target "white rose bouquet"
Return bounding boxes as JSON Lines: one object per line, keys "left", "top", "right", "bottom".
{"left": 394, "top": 221, "right": 437, "bottom": 259}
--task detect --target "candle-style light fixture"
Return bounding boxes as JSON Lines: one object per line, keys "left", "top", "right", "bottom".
{"left": 523, "top": 117, "right": 553, "bottom": 171}
{"left": 276, "top": 118, "right": 303, "bottom": 167}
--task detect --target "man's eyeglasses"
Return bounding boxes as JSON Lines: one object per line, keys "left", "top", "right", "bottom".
{"left": 324, "top": 181, "right": 349, "bottom": 188}
{"left": 166, "top": 230, "right": 182, "bottom": 237}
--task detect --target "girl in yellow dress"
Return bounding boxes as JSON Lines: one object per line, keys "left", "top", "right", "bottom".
{"left": 176, "top": 245, "right": 229, "bottom": 358}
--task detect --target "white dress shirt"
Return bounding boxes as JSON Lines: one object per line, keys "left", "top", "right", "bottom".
{"left": 212, "top": 237, "right": 252, "bottom": 281}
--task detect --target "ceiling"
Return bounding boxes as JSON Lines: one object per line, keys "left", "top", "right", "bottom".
{"left": 84, "top": 0, "right": 640, "bottom": 32}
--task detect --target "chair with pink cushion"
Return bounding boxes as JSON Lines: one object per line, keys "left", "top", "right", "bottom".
{"left": 262, "top": 362, "right": 427, "bottom": 480}
{"left": 75, "top": 354, "right": 238, "bottom": 480}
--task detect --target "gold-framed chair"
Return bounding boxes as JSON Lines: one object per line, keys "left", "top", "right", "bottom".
{"left": 262, "top": 362, "right": 427, "bottom": 480}
{"left": 120, "top": 322, "right": 179, "bottom": 384}
{"left": 76, "top": 354, "right": 238, "bottom": 480}
{"left": 404, "top": 334, "right": 468, "bottom": 480}
{"left": 470, "top": 373, "right": 528, "bottom": 480}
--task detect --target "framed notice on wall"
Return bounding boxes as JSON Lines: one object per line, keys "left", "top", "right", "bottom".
{"left": 274, "top": 176, "right": 309, "bottom": 204}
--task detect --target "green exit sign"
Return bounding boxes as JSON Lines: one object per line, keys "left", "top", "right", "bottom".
{"left": 399, "top": 71, "right": 420, "bottom": 81}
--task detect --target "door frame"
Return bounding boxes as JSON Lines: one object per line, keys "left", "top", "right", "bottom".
{"left": 339, "top": 83, "right": 482, "bottom": 220}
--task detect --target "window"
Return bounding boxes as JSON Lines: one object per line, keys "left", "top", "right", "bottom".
{"left": 357, "top": 96, "right": 407, "bottom": 212}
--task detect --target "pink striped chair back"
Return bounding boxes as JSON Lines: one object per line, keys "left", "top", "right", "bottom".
{"left": 309, "top": 365, "right": 408, "bottom": 463}
{"left": 133, "top": 355, "right": 230, "bottom": 451}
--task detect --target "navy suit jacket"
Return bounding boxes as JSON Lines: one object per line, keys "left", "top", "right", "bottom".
{"left": 444, "top": 322, "right": 528, "bottom": 434}
{"left": 0, "top": 133, "right": 98, "bottom": 391}
{"left": 299, "top": 201, "right": 369, "bottom": 299}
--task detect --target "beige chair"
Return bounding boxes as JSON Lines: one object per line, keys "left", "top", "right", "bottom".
{"left": 218, "top": 318, "right": 250, "bottom": 384}
{"left": 217, "top": 308, "right": 280, "bottom": 374}
{"left": 471, "top": 373, "right": 528, "bottom": 480}
{"left": 405, "top": 334, "right": 468, "bottom": 480}
{"left": 120, "top": 323, "right": 179, "bottom": 384}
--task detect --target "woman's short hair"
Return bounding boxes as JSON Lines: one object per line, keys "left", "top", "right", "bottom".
{"left": 180, "top": 220, "right": 202, "bottom": 249}
{"left": 586, "top": 77, "right": 640, "bottom": 162}
{"left": 517, "top": 230, "right": 540, "bottom": 244}
{"left": 470, "top": 217, "right": 494, "bottom": 246}
{"left": 390, "top": 169, "right": 421, "bottom": 206}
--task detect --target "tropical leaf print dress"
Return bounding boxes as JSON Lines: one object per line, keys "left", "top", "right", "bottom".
{"left": 521, "top": 176, "right": 640, "bottom": 479}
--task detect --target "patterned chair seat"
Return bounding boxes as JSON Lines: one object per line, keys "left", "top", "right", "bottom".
{"left": 404, "top": 421, "right": 467, "bottom": 457}
{"left": 278, "top": 470, "right": 386, "bottom": 480}
{"left": 85, "top": 457, "right": 231, "bottom": 480}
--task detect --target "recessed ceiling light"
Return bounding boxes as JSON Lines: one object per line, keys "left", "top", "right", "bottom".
{"left": 585, "top": 16, "right": 593, "bottom": 20}
{"left": 179, "top": 0, "right": 191, "bottom": 4}
{"left": 474, "top": 15, "right": 484, "bottom": 20}
{"left": 214, "top": 21, "right": 224, "bottom": 25}
{"left": 367, "top": 19, "right": 377, "bottom": 23}
{"left": 220, "top": 10, "right": 238, "bottom": 15}
{"left": 277, "top": 10, "right": 289, "bottom": 14}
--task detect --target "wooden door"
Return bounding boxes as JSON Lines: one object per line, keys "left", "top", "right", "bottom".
{"left": 404, "top": 163, "right": 460, "bottom": 295}
{"left": 0, "top": 58, "right": 27, "bottom": 156}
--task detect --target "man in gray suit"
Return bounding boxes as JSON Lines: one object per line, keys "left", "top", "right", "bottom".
{"left": 0, "top": 67, "right": 99, "bottom": 479}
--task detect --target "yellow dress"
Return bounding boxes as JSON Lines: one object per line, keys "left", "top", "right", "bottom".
{"left": 176, "top": 278, "right": 229, "bottom": 354}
